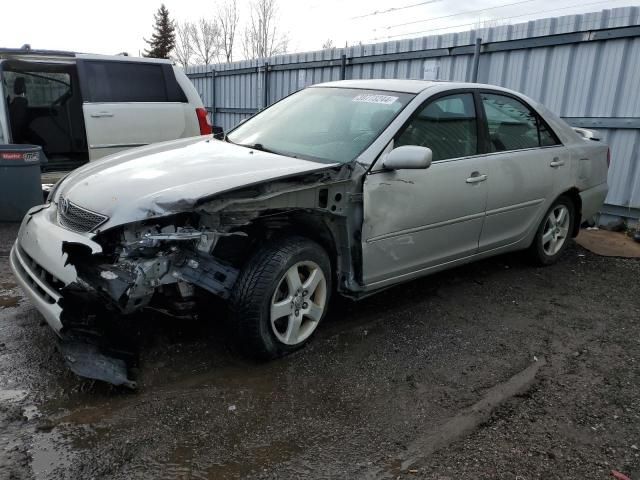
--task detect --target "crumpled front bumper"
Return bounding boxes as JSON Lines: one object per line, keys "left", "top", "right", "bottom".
{"left": 9, "top": 204, "right": 102, "bottom": 334}
{"left": 9, "top": 204, "right": 238, "bottom": 389}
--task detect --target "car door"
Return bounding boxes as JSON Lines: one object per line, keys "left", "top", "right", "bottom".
{"left": 477, "top": 92, "right": 567, "bottom": 251}
{"left": 77, "top": 59, "right": 188, "bottom": 160}
{"left": 362, "top": 92, "right": 488, "bottom": 287}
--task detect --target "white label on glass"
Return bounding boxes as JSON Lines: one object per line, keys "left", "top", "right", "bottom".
{"left": 352, "top": 94, "right": 398, "bottom": 105}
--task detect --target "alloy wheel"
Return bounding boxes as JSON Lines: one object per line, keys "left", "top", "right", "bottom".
{"left": 270, "top": 261, "right": 328, "bottom": 345}
{"left": 541, "top": 204, "right": 570, "bottom": 256}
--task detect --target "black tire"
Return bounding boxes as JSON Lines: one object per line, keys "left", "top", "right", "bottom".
{"left": 229, "top": 236, "right": 332, "bottom": 360}
{"left": 528, "top": 195, "right": 576, "bottom": 266}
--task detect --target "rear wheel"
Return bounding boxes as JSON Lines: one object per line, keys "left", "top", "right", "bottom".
{"left": 229, "top": 236, "right": 331, "bottom": 360}
{"left": 529, "top": 196, "right": 575, "bottom": 265}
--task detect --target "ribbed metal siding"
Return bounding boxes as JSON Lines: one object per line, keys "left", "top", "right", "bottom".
{"left": 187, "top": 6, "right": 640, "bottom": 214}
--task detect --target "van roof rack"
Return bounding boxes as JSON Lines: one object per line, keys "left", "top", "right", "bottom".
{"left": 0, "top": 48, "right": 77, "bottom": 57}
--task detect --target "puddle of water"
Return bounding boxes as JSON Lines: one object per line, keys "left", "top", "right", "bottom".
{"left": 145, "top": 462, "right": 209, "bottom": 480}
{"left": 127, "top": 445, "right": 209, "bottom": 480}
{"left": 0, "top": 295, "right": 19, "bottom": 308}
{"left": 30, "top": 425, "right": 97, "bottom": 480}
{"left": 23, "top": 405, "right": 41, "bottom": 421}
{"left": 55, "top": 405, "right": 111, "bottom": 425}
{"left": 119, "top": 431, "right": 303, "bottom": 480}
{"left": 206, "top": 439, "right": 303, "bottom": 478}
{"left": 30, "top": 430, "right": 74, "bottom": 480}
{"left": 0, "top": 388, "right": 28, "bottom": 403}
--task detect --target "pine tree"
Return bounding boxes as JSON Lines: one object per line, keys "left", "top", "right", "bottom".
{"left": 143, "top": 4, "right": 176, "bottom": 59}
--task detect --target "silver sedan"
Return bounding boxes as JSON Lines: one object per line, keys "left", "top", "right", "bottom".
{"left": 11, "top": 80, "right": 609, "bottom": 385}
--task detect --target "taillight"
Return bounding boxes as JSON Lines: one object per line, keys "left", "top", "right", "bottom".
{"left": 196, "top": 108, "right": 212, "bottom": 135}
{"left": 606, "top": 148, "right": 611, "bottom": 169}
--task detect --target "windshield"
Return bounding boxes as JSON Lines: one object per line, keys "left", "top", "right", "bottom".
{"left": 227, "top": 87, "right": 414, "bottom": 163}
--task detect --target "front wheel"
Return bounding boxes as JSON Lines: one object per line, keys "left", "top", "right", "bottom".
{"left": 229, "top": 236, "right": 332, "bottom": 360}
{"left": 529, "top": 196, "right": 575, "bottom": 265}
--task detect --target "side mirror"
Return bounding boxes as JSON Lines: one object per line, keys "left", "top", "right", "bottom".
{"left": 382, "top": 146, "right": 433, "bottom": 170}
{"left": 212, "top": 125, "right": 225, "bottom": 140}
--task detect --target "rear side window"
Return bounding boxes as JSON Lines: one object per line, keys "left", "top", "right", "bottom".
{"left": 80, "top": 61, "right": 178, "bottom": 103}
{"left": 396, "top": 93, "right": 478, "bottom": 161}
{"left": 481, "top": 93, "right": 560, "bottom": 152}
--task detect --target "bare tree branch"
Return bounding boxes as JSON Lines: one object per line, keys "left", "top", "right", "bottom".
{"left": 173, "top": 21, "right": 194, "bottom": 67}
{"left": 322, "top": 39, "right": 335, "bottom": 49}
{"left": 218, "top": 0, "right": 239, "bottom": 63}
{"left": 242, "top": 0, "right": 289, "bottom": 60}
{"left": 190, "top": 17, "right": 221, "bottom": 65}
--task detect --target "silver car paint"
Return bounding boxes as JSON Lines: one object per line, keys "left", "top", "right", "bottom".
{"left": 363, "top": 154, "right": 489, "bottom": 285}
{"left": 53, "top": 136, "right": 339, "bottom": 229}
{"left": 10, "top": 204, "right": 103, "bottom": 332}
{"left": 356, "top": 81, "right": 608, "bottom": 290}
{"left": 10, "top": 80, "right": 609, "bottom": 334}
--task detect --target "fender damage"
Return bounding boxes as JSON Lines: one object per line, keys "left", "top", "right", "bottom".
{"left": 55, "top": 162, "right": 364, "bottom": 387}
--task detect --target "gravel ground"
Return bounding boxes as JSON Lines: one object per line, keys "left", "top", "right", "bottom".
{"left": 0, "top": 221, "right": 638, "bottom": 480}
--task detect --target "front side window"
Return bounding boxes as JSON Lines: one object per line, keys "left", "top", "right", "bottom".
{"left": 538, "top": 120, "right": 560, "bottom": 147}
{"left": 227, "top": 88, "right": 413, "bottom": 164}
{"left": 82, "top": 61, "right": 167, "bottom": 103}
{"left": 395, "top": 93, "right": 478, "bottom": 161}
{"left": 481, "top": 93, "right": 559, "bottom": 152}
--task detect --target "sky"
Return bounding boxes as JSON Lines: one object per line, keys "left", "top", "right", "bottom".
{"left": 1, "top": 0, "right": 638, "bottom": 60}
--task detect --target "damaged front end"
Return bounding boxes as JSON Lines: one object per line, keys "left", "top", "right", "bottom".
{"left": 62, "top": 221, "right": 240, "bottom": 317}
{"left": 56, "top": 220, "right": 242, "bottom": 389}
{"left": 52, "top": 163, "right": 362, "bottom": 388}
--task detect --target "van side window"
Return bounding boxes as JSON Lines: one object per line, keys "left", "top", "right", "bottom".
{"left": 396, "top": 93, "right": 478, "bottom": 161}
{"left": 81, "top": 61, "right": 168, "bottom": 103}
{"left": 481, "top": 93, "right": 560, "bottom": 151}
{"left": 4, "top": 71, "right": 71, "bottom": 107}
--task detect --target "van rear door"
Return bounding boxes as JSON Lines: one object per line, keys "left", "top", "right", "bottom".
{"left": 77, "top": 58, "right": 189, "bottom": 160}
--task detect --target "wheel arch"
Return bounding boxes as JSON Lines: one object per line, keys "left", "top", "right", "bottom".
{"left": 559, "top": 187, "right": 582, "bottom": 237}
{"left": 212, "top": 209, "right": 354, "bottom": 292}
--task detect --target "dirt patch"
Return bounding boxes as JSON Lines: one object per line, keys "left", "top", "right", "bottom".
{"left": 576, "top": 229, "right": 640, "bottom": 258}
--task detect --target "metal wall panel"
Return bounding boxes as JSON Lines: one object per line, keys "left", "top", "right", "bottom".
{"left": 187, "top": 6, "right": 640, "bottom": 216}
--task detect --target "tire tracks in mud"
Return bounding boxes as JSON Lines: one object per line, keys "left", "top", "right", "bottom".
{"left": 396, "top": 358, "right": 547, "bottom": 475}
{"left": 366, "top": 318, "right": 613, "bottom": 479}
{"left": 361, "top": 358, "right": 547, "bottom": 479}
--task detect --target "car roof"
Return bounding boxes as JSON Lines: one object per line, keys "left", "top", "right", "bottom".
{"left": 313, "top": 79, "right": 509, "bottom": 94}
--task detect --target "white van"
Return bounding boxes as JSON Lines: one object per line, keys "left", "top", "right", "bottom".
{"left": 0, "top": 47, "right": 215, "bottom": 170}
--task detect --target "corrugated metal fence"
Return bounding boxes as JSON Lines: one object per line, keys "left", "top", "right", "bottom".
{"left": 186, "top": 7, "right": 640, "bottom": 219}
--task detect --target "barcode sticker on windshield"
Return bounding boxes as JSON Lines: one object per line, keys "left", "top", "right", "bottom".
{"left": 352, "top": 94, "right": 398, "bottom": 105}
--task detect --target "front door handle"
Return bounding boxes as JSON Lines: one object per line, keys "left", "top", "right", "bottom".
{"left": 466, "top": 173, "right": 488, "bottom": 184}
{"left": 550, "top": 157, "right": 565, "bottom": 167}
{"left": 90, "top": 111, "right": 114, "bottom": 118}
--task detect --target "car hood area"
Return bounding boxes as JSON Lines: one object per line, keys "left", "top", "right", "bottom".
{"left": 56, "top": 137, "right": 338, "bottom": 229}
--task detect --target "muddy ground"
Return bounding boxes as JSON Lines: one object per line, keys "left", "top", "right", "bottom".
{"left": 0, "top": 221, "right": 638, "bottom": 480}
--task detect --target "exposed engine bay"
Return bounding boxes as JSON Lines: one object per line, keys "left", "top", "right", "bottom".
{"left": 52, "top": 164, "right": 364, "bottom": 387}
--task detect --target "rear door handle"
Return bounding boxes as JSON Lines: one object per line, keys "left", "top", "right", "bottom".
{"left": 550, "top": 157, "right": 565, "bottom": 167}
{"left": 466, "top": 173, "right": 488, "bottom": 184}
{"left": 90, "top": 111, "right": 114, "bottom": 118}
